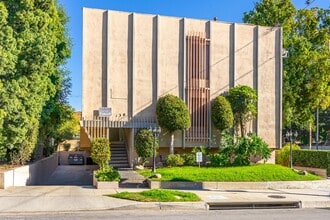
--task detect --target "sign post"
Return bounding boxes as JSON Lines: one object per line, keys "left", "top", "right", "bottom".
{"left": 196, "top": 152, "right": 202, "bottom": 168}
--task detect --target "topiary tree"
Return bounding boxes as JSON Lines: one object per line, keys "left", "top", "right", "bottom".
{"left": 135, "top": 129, "right": 154, "bottom": 166}
{"left": 90, "top": 138, "right": 110, "bottom": 170}
{"left": 156, "top": 94, "right": 190, "bottom": 154}
{"left": 227, "top": 85, "right": 257, "bottom": 137}
{"left": 211, "top": 95, "right": 234, "bottom": 135}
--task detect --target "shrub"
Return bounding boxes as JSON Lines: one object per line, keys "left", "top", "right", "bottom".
{"left": 135, "top": 129, "right": 154, "bottom": 166}
{"left": 220, "top": 133, "right": 270, "bottom": 166}
{"left": 63, "top": 143, "right": 71, "bottom": 151}
{"left": 292, "top": 150, "right": 330, "bottom": 176}
{"left": 208, "top": 153, "right": 229, "bottom": 167}
{"left": 165, "top": 154, "right": 184, "bottom": 167}
{"left": 95, "top": 165, "right": 120, "bottom": 181}
{"left": 182, "top": 146, "right": 208, "bottom": 166}
{"left": 91, "top": 138, "right": 110, "bottom": 169}
{"left": 182, "top": 153, "right": 196, "bottom": 166}
{"left": 275, "top": 143, "right": 300, "bottom": 167}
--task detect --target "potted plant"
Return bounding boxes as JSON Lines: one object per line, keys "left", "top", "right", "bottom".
{"left": 93, "top": 165, "right": 120, "bottom": 189}
{"left": 90, "top": 138, "right": 120, "bottom": 189}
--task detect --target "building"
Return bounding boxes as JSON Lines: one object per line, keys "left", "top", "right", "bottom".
{"left": 81, "top": 8, "right": 282, "bottom": 167}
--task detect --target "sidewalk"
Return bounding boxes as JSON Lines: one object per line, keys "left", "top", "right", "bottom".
{"left": 0, "top": 183, "right": 329, "bottom": 213}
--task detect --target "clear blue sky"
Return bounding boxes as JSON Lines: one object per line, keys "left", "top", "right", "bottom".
{"left": 58, "top": 0, "right": 329, "bottom": 112}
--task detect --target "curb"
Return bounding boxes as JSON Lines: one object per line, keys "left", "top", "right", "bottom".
{"left": 108, "top": 202, "right": 207, "bottom": 210}
{"left": 147, "top": 179, "right": 330, "bottom": 190}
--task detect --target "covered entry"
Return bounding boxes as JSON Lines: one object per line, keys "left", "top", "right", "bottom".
{"left": 80, "top": 116, "right": 157, "bottom": 168}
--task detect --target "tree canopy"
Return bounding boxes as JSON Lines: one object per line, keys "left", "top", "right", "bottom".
{"left": 244, "top": 0, "right": 330, "bottom": 128}
{"left": 0, "top": 0, "right": 71, "bottom": 164}
{"left": 211, "top": 95, "right": 234, "bottom": 133}
{"left": 156, "top": 94, "right": 190, "bottom": 154}
{"left": 227, "top": 85, "right": 257, "bottom": 137}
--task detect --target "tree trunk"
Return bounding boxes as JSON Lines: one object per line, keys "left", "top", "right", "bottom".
{"left": 170, "top": 133, "right": 174, "bottom": 154}
{"left": 240, "top": 117, "right": 245, "bottom": 137}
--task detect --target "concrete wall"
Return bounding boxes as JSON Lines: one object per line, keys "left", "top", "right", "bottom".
{"left": 0, "top": 153, "right": 58, "bottom": 189}
{"left": 82, "top": 8, "right": 282, "bottom": 149}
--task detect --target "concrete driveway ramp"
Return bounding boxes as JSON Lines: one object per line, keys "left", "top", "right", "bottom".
{"left": 40, "top": 165, "right": 98, "bottom": 186}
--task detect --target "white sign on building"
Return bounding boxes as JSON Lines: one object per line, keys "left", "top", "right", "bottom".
{"left": 99, "top": 107, "right": 112, "bottom": 117}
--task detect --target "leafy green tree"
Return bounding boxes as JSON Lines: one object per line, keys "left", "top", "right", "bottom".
{"left": 38, "top": 71, "right": 75, "bottom": 157}
{"left": 243, "top": 0, "right": 330, "bottom": 128}
{"left": 227, "top": 85, "right": 257, "bottom": 137}
{"left": 156, "top": 94, "right": 190, "bottom": 154}
{"left": 0, "top": 0, "right": 70, "bottom": 164}
{"left": 135, "top": 129, "right": 154, "bottom": 166}
{"left": 211, "top": 95, "right": 234, "bottom": 134}
{"left": 91, "top": 138, "right": 111, "bottom": 170}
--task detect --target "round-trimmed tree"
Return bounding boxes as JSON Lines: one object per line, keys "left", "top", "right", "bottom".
{"left": 135, "top": 128, "right": 154, "bottom": 166}
{"left": 156, "top": 94, "right": 190, "bottom": 154}
{"left": 227, "top": 85, "right": 257, "bottom": 137}
{"left": 211, "top": 95, "right": 234, "bottom": 133}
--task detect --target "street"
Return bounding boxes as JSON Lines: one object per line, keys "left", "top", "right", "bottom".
{"left": 1, "top": 209, "right": 329, "bottom": 220}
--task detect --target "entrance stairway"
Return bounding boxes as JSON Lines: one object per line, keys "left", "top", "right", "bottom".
{"left": 109, "top": 141, "right": 129, "bottom": 168}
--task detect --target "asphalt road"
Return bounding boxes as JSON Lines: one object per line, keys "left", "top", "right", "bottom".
{"left": 1, "top": 209, "right": 330, "bottom": 220}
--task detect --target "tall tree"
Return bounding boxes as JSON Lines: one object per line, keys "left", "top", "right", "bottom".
{"left": 243, "top": 0, "right": 330, "bottom": 128}
{"left": 156, "top": 94, "right": 190, "bottom": 154}
{"left": 227, "top": 85, "right": 257, "bottom": 137}
{"left": 0, "top": 2, "right": 16, "bottom": 159}
{"left": 0, "top": 0, "right": 70, "bottom": 164}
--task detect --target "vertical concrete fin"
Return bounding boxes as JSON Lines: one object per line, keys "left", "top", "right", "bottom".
{"left": 128, "top": 13, "right": 135, "bottom": 117}
{"left": 181, "top": 18, "right": 186, "bottom": 148}
{"left": 102, "top": 11, "right": 108, "bottom": 107}
{"left": 229, "top": 23, "right": 236, "bottom": 88}
{"left": 254, "top": 25, "right": 259, "bottom": 135}
{"left": 278, "top": 27, "right": 283, "bottom": 149}
{"left": 152, "top": 15, "right": 159, "bottom": 110}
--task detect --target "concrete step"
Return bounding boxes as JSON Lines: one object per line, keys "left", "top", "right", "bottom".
{"left": 111, "top": 163, "right": 130, "bottom": 168}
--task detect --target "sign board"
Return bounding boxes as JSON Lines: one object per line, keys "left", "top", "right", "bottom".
{"left": 196, "top": 152, "right": 203, "bottom": 163}
{"left": 99, "top": 107, "right": 112, "bottom": 117}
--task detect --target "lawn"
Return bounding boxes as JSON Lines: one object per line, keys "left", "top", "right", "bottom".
{"left": 108, "top": 189, "right": 201, "bottom": 202}
{"left": 137, "top": 164, "right": 322, "bottom": 182}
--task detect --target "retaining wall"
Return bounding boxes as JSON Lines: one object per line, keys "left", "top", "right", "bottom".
{"left": 0, "top": 153, "right": 58, "bottom": 189}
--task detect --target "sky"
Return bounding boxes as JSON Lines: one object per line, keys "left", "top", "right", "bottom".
{"left": 58, "top": 0, "right": 329, "bottom": 112}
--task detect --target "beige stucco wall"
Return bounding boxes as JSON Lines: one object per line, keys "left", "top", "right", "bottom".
{"left": 108, "top": 11, "right": 129, "bottom": 117}
{"left": 82, "top": 8, "right": 105, "bottom": 119}
{"left": 257, "top": 27, "right": 281, "bottom": 148}
{"left": 210, "top": 22, "right": 232, "bottom": 98}
{"left": 82, "top": 8, "right": 281, "bottom": 149}
{"left": 158, "top": 16, "right": 181, "bottom": 97}
{"left": 235, "top": 24, "right": 255, "bottom": 87}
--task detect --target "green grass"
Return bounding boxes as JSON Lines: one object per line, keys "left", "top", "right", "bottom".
{"left": 137, "top": 164, "right": 322, "bottom": 182}
{"left": 108, "top": 189, "right": 201, "bottom": 202}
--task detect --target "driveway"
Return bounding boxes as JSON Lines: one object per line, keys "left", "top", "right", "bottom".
{"left": 39, "top": 165, "right": 98, "bottom": 186}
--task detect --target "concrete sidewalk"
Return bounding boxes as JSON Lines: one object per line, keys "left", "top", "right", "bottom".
{"left": 0, "top": 183, "right": 329, "bottom": 213}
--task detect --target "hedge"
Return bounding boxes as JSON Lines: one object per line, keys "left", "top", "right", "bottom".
{"left": 292, "top": 150, "right": 330, "bottom": 176}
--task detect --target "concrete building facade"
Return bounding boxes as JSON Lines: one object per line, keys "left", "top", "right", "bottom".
{"left": 81, "top": 8, "right": 282, "bottom": 167}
